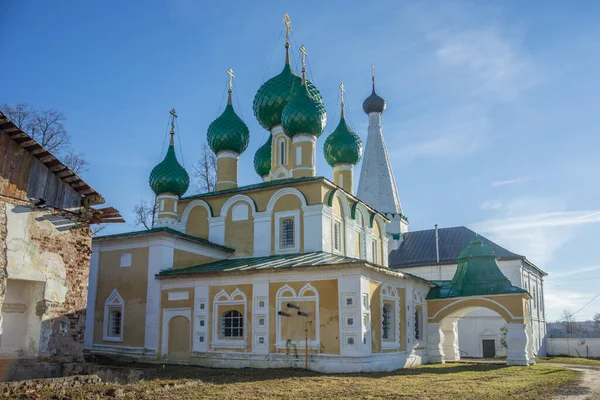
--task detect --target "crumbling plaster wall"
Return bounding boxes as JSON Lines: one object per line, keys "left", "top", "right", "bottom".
{"left": 0, "top": 195, "right": 92, "bottom": 358}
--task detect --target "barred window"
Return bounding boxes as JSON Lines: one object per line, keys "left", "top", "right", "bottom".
{"left": 220, "top": 310, "right": 243, "bottom": 338}
{"left": 109, "top": 310, "right": 122, "bottom": 336}
{"left": 280, "top": 217, "right": 295, "bottom": 248}
{"left": 414, "top": 310, "right": 421, "bottom": 340}
{"left": 382, "top": 303, "right": 392, "bottom": 340}
{"left": 334, "top": 221, "right": 341, "bottom": 251}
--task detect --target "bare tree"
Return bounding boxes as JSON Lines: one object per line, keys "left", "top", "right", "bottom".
{"left": 1, "top": 102, "right": 87, "bottom": 173}
{"left": 91, "top": 224, "right": 107, "bottom": 236}
{"left": 560, "top": 309, "right": 580, "bottom": 334}
{"left": 594, "top": 312, "right": 600, "bottom": 332}
{"left": 132, "top": 198, "right": 158, "bottom": 230}
{"left": 193, "top": 143, "right": 217, "bottom": 193}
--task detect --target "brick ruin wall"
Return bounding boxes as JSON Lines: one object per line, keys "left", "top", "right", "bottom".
{"left": 0, "top": 194, "right": 92, "bottom": 358}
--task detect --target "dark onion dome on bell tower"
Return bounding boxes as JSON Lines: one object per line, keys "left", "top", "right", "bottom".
{"left": 252, "top": 16, "right": 325, "bottom": 131}
{"left": 254, "top": 134, "right": 272, "bottom": 177}
{"left": 323, "top": 98, "right": 363, "bottom": 166}
{"left": 281, "top": 46, "right": 327, "bottom": 138}
{"left": 362, "top": 64, "right": 386, "bottom": 114}
{"left": 149, "top": 110, "right": 190, "bottom": 196}
{"left": 207, "top": 82, "right": 250, "bottom": 155}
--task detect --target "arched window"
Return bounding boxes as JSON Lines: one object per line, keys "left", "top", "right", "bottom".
{"left": 103, "top": 289, "right": 124, "bottom": 342}
{"left": 279, "top": 140, "right": 285, "bottom": 165}
{"left": 382, "top": 303, "right": 393, "bottom": 340}
{"left": 221, "top": 310, "right": 243, "bottom": 338}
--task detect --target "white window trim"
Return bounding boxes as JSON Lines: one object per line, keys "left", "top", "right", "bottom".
{"left": 103, "top": 289, "right": 124, "bottom": 342}
{"left": 275, "top": 284, "right": 320, "bottom": 350}
{"left": 332, "top": 217, "right": 343, "bottom": 255}
{"left": 381, "top": 286, "right": 400, "bottom": 349}
{"left": 275, "top": 210, "right": 300, "bottom": 254}
{"left": 211, "top": 289, "right": 247, "bottom": 349}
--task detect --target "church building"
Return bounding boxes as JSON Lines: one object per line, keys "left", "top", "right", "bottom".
{"left": 85, "top": 16, "right": 544, "bottom": 372}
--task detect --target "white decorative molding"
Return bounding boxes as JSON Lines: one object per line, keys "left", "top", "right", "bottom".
{"left": 274, "top": 210, "right": 301, "bottom": 254}
{"left": 120, "top": 253, "right": 132, "bottom": 268}
{"left": 380, "top": 285, "right": 400, "bottom": 349}
{"left": 211, "top": 288, "right": 248, "bottom": 350}
{"left": 216, "top": 150, "right": 240, "bottom": 159}
{"left": 252, "top": 281, "right": 269, "bottom": 354}
{"left": 276, "top": 283, "right": 320, "bottom": 350}
{"left": 334, "top": 163, "right": 354, "bottom": 171}
{"left": 291, "top": 134, "right": 317, "bottom": 144}
{"left": 161, "top": 307, "right": 192, "bottom": 356}
{"left": 193, "top": 286, "right": 209, "bottom": 352}
{"left": 168, "top": 291, "right": 189, "bottom": 301}
{"left": 231, "top": 202, "right": 249, "bottom": 221}
{"left": 179, "top": 199, "right": 214, "bottom": 232}
{"left": 428, "top": 296, "right": 522, "bottom": 322}
{"left": 220, "top": 194, "right": 257, "bottom": 218}
{"left": 103, "top": 289, "right": 125, "bottom": 342}
{"left": 266, "top": 187, "right": 308, "bottom": 213}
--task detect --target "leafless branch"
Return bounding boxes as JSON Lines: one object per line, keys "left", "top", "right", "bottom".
{"left": 91, "top": 224, "right": 108, "bottom": 236}
{"left": 63, "top": 150, "right": 89, "bottom": 175}
{"left": 192, "top": 142, "right": 217, "bottom": 194}
{"left": 132, "top": 198, "right": 158, "bottom": 230}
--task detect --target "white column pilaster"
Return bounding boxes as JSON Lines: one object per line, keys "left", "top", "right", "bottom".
{"left": 440, "top": 319, "right": 460, "bottom": 361}
{"left": 208, "top": 216, "right": 225, "bottom": 246}
{"left": 506, "top": 323, "right": 529, "bottom": 366}
{"left": 253, "top": 212, "right": 272, "bottom": 256}
{"left": 427, "top": 322, "right": 445, "bottom": 363}
{"left": 302, "top": 205, "right": 324, "bottom": 253}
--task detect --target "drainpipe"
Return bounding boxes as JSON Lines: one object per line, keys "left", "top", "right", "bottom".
{"left": 435, "top": 224, "right": 440, "bottom": 264}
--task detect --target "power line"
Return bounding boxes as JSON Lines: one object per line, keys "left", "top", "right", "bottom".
{"left": 570, "top": 291, "right": 600, "bottom": 317}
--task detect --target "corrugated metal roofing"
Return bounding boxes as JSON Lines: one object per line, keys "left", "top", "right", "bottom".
{"left": 158, "top": 251, "right": 374, "bottom": 276}
{"left": 389, "top": 226, "right": 523, "bottom": 268}
{"left": 94, "top": 227, "right": 234, "bottom": 252}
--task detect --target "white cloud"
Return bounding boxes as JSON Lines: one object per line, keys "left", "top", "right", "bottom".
{"left": 479, "top": 200, "right": 503, "bottom": 210}
{"left": 490, "top": 177, "right": 530, "bottom": 187}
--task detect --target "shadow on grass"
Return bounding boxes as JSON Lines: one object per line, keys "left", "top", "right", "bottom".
{"left": 84, "top": 355, "right": 524, "bottom": 385}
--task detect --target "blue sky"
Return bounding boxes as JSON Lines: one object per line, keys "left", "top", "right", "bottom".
{"left": 3, "top": 0, "right": 600, "bottom": 321}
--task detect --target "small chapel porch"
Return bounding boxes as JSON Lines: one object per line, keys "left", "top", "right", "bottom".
{"left": 424, "top": 236, "right": 534, "bottom": 366}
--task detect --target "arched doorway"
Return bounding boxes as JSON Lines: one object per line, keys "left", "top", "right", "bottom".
{"left": 425, "top": 236, "right": 535, "bottom": 366}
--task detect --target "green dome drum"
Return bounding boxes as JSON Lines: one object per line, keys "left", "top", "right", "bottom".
{"left": 149, "top": 138, "right": 190, "bottom": 197}
{"left": 207, "top": 93, "right": 250, "bottom": 155}
{"left": 253, "top": 48, "right": 325, "bottom": 131}
{"left": 323, "top": 110, "right": 363, "bottom": 166}
{"left": 254, "top": 134, "right": 272, "bottom": 177}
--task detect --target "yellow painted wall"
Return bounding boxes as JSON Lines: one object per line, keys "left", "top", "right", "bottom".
{"left": 369, "top": 281, "right": 381, "bottom": 353}
{"left": 398, "top": 287, "right": 407, "bottom": 351}
{"left": 269, "top": 280, "right": 339, "bottom": 355}
{"left": 167, "top": 316, "right": 191, "bottom": 361}
{"left": 161, "top": 288, "right": 194, "bottom": 309}
{"left": 216, "top": 156, "right": 238, "bottom": 191}
{"left": 224, "top": 202, "right": 254, "bottom": 256}
{"left": 93, "top": 248, "right": 149, "bottom": 347}
{"left": 209, "top": 284, "right": 253, "bottom": 353}
{"left": 185, "top": 206, "right": 209, "bottom": 239}
{"left": 372, "top": 219, "right": 383, "bottom": 264}
{"left": 173, "top": 250, "right": 215, "bottom": 269}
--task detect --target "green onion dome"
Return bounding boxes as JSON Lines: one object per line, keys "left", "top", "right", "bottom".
{"left": 253, "top": 47, "right": 324, "bottom": 131}
{"left": 207, "top": 93, "right": 250, "bottom": 154}
{"left": 149, "top": 135, "right": 190, "bottom": 196}
{"left": 281, "top": 78, "right": 327, "bottom": 138}
{"left": 253, "top": 134, "right": 272, "bottom": 177}
{"left": 323, "top": 109, "right": 363, "bottom": 166}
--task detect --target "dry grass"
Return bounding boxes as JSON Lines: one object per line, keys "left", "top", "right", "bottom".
{"left": 25, "top": 363, "right": 577, "bottom": 400}
{"left": 538, "top": 356, "right": 600, "bottom": 367}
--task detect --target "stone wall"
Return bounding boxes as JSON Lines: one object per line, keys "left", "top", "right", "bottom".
{"left": 0, "top": 194, "right": 92, "bottom": 358}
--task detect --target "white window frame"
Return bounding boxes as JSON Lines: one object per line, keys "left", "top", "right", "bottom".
{"left": 220, "top": 309, "right": 244, "bottom": 338}
{"left": 382, "top": 303, "right": 393, "bottom": 340}
{"left": 103, "top": 289, "right": 124, "bottom": 342}
{"left": 279, "top": 139, "right": 285, "bottom": 166}
{"left": 212, "top": 289, "right": 247, "bottom": 349}
{"left": 371, "top": 238, "right": 379, "bottom": 264}
{"left": 275, "top": 210, "right": 300, "bottom": 254}
{"left": 275, "top": 284, "right": 320, "bottom": 350}
{"left": 332, "top": 218, "right": 343, "bottom": 254}
{"left": 381, "top": 285, "right": 400, "bottom": 349}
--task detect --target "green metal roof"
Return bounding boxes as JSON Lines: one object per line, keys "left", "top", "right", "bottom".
{"left": 281, "top": 81, "right": 327, "bottom": 138}
{"left": 323, "top": 112, "right": 363, "bottom": 166}
{"left": 93, "top": 227, "right": 234, "bottom": 253}
{"left": 253, "top": 134, "right": 272, "bottom": 177}
{"left": 252, "top": 48, "right": 325, "bottom": 130}
{"left": 158, "top": 251, "right": 375, "bottom": 276}
{"left": 207, "top": 93, "right": 250, "bottom": 154}
{"left": 149, "top": 139, "right": 190, "bottom": 196}
{"left": 427, "top": 236, "right": 528, "bottom": 300}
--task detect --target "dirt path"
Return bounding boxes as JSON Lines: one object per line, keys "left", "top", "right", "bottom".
{"left": 549, "top": 364, "right": 600, "bottom": 400}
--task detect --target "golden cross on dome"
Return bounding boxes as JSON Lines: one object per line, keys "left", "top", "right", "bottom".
{"left": 227, "top": 68, "right": 235, "bottom": 93}
{"left": 299, "top": 45, "right": 307, "bottom": 71}
{"left": 371, "top": 63, "right": 375, "bottom": 81}
{"left": 339, "top": 83, "right": 345, "bottom": 107}
{"left": 169, "top": 108, "right": 177, "bottom": 135}
{"left": 283, "top": 13, "right": 292, "bottom": 44}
